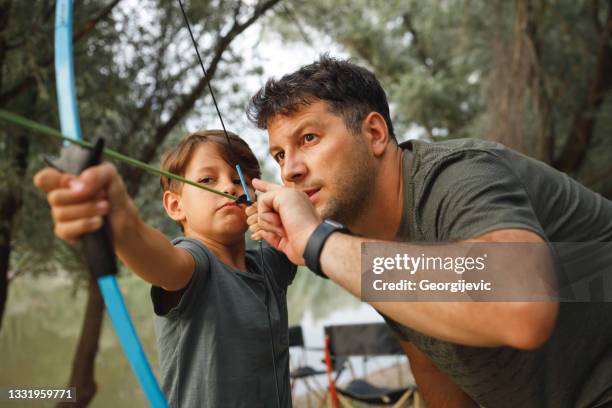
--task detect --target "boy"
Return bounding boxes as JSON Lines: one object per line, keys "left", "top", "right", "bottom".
{"left": 34, "top": 130, "right": 295, "bottom": 407}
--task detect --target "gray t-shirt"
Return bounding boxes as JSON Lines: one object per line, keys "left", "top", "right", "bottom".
{"left": 386, "top": 138, "right": 612, "bottom": 408}
{"left": 151, "top": 238, "right": 296, "bottom": 408}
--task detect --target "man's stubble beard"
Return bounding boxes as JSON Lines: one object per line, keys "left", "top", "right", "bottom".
{"left": 318, "top": 137, "right": 377, "bottom": 226}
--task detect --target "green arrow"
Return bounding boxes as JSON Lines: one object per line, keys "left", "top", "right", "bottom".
{"left": 0, "top": 109, "right": 239, "bottom": 201}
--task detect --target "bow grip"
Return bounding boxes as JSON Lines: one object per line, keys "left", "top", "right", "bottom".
{"left": 45, "top": 138, "right": 118, "bottom": 278}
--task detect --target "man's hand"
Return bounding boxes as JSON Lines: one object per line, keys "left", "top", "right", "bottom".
{"left": 33, "top": 163, "right": 138, "bottom": 246}
{"left": 246, "top": 178, "right": 321, "bottom": 265}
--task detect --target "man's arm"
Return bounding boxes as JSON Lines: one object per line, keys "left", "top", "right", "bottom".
{"left": 248, "top": 180, "right": 558, "bottom": 350}
{"left": 319, "top": 229, "right": 558, "bottom": 349}
{"left": 402, "top": 341, "right": 478, "bottom": 408}
{"left": 34, "top": 164, "right": 194, "bottom": 291}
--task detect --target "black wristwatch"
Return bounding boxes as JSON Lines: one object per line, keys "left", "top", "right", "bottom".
{"left": 303, "top": 219, "right": 349, "bottom": 278}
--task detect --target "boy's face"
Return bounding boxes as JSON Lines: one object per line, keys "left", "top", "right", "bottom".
{"left": 166, "top": 143, "right": 253, "bottom": 243}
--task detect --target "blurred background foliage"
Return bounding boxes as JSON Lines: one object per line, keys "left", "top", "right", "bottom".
{"left": 277, "top": 0, "right": 612, "bottom": 181}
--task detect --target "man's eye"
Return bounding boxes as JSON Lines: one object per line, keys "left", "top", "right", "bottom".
{"left": 304, "top": 133, "right": 317, "bottom": 143}
{"left": 274, "top": 151, "right": 285, "bottom": 162}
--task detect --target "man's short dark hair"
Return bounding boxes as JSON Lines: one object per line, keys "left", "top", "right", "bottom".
{"left": 247, "top": 55, "right": 395, "bottom": 140}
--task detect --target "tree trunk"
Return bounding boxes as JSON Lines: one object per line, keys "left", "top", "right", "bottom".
{"left": 57, "top": 278, "right": 105, "bottom": 408}
{"left": 485, "top": 0, "right": 536, "bottom": 154}
{"left": 0, "top": 0, "right": 11, "bottom": 89}
{"left": 0, "top": 191, "right": 18, "bottom": 331}
{"left": 0, "top": 102, "right": 32, "bottom": 331}
{"left": 0, "top": 236, "right": 10, "bottom": 331}
{"left": 522, "top": 0, "right": 555, "bottom": 164}
{"left": 555, "top": 3, "right": 612, "bottom": 172}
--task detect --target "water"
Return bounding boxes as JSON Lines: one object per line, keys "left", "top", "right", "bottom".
{"left": 0, "top": 274, "right": 155, "bottom": 407}
{"left": 0, "top": 268, "right": 403, "bottom": 407}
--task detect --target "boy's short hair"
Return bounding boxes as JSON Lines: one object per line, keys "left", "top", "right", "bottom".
{"left": 247, "top": 54, "right": 395, "bottom": 140}
{"left": 160, "top": 130, "right": 261, "bottom": 194}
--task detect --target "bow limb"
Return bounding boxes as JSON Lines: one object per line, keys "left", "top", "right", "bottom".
{"left": 54, "top": 2, "right": 168, "bottom": 407}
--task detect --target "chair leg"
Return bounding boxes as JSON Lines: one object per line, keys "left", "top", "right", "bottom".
{"left": 301, "top": 381, "right": 311, "bottom": 408}
{"left": 336, "top": 394, "right": 353, "bottom": 408}
{"left": 316, "top": 392, "right": 326, "bottom": 408}
{"left": 413, "top": 390, "right": 423, "bottom": 408}
{"left": 317, "top": 391, "right": 348, "bottom": 408}
{"left": 397, "top": 357, "right": 404, "bottom": 386}
{"left": 392, "top": 389, "right": 413, "bottom": 408}
{"left": 306, "top": 377, "right": 326, "bottom": 401}
{"left": 323, "top": 335, "right": 340, "bottom": 408}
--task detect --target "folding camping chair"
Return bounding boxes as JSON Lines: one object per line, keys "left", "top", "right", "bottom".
{"left": 321, "top": 323, "right": 421, "bottom": 408}
{"left": 289, "top": 325, "right": 347, "bottom": 407}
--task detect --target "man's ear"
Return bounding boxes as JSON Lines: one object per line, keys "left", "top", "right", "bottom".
{"left": 163, "top": 190, "right": 185, "bottom": 224}
{"left": 362, "top": 112, "right": 391, "bottom": 157}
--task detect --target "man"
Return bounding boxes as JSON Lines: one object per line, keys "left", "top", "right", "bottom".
{"left": 246, "top": 55, "right": 612, "bottom": 407}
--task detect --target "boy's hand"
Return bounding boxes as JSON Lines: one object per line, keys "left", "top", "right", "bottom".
{"left": 33, "top": 163, "right": 139, "bottom": 246}
{"left": 246, "top": 178, "right": 321, "bottom": 265}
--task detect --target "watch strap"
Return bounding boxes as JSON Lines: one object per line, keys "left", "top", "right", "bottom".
{"left": 303, "top": 220, "right": 348, "bottom": 278}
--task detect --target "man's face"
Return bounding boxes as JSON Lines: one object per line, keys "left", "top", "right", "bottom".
{"left": 267, "top": 100, "right": 377, "bottom": 225}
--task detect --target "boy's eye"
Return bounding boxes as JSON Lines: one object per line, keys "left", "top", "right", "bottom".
{"left": 274, "top": 151, "right": 285, "bottom": 163}
{"left": 233, "top": 178, "right": 242, "bottom": 185}
{"left": 198, "top": 177, "right": 212, "bottom": 184}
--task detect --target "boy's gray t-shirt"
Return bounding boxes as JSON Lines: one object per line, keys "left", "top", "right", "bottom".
{"left": 386, "top": 138, "right": 612, "bottom": 408}
{"left": 151, "top": 238, "right": 296, "bottom": 408}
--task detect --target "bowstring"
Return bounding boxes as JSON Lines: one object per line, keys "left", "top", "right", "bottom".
{"left": 176, "top": 2, "right": 281, "bottom": 407}
{"left": 176, "top": 0, "right": 251, "bottom": 202}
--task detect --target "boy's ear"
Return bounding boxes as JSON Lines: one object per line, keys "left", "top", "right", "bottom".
{"left": 163, "top": 190, "right": 185, "bottom": 224}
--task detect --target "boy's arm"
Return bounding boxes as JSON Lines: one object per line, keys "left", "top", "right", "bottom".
{"left": 115, "top": 216, "right": 194, "bottom": 291}
{"left": 34, "top": 163, "right": 194, "bottom": 291}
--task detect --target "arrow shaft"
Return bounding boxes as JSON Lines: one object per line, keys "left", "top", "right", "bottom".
{"left": 0, "top": 109, "right": 238, "bottom": 201}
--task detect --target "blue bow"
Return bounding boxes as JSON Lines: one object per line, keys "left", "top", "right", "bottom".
{"left": 54, "top": 1, "right": 168, "bottom": 406}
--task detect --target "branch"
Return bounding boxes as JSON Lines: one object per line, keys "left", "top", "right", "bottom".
{"left": 402, "top": 12, "right": 433, "bottom": 71}
{"left": 279, "top": 3, "right": 313, "bottom": 45}
{"left": 73, "top": 0, "right": 121, "bottom": 43}
{"left": 123, "top": 0, "right": 281, "bottom": 197}
{"left": 121, "top": 11, "right": 179, "bottom": 143}
{"left": 0, "top": 0, "right": 122, "bottom": 106}
{"left": 593, "top": 0, "right": 602, "bottom": 32}
{"left": 7, "top": 268, "right": 25, "bottom": 282}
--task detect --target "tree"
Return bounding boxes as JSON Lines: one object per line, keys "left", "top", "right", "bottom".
{"left": 1, "top": 0, "right": 280, "bottom": 405}
{"left": 275, "top": 0, "right": 612, "bottom": 196}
